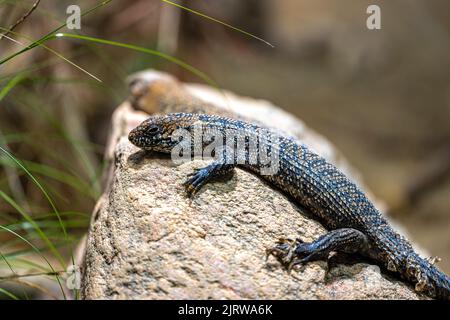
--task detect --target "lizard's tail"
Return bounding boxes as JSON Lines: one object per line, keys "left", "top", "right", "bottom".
{"left": 406, "top": 253, "right": 450, "bottom": 299}
{"left": 370, "top": 223, "right": 450, "bottom": 299}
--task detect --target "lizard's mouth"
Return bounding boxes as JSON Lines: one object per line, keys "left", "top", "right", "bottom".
{"left": 128, "top": 128, "right": 174, "bottom": 153}
{"left": 128, "top": 128, "right": 152, "bottom": 149}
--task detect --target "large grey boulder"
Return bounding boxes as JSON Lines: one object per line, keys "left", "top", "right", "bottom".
{"left": 80, "top": 71, "right": 423, "bottom": 299}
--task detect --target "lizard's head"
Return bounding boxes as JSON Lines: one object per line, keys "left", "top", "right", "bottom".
{"left": 128, "top": 113, "right": 196, "bottom": 153}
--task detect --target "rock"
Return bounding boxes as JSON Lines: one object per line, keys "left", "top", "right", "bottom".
{"left": 80, "top": 72, "right": 423, "bottom": 299}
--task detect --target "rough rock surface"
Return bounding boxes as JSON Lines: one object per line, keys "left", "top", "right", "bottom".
{"left": 80, "top": 75, "right": 423, "bottom": 299}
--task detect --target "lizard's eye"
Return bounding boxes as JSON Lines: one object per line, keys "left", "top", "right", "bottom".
{"left": 147, "top": 125, "right": 160, "bottom": 135}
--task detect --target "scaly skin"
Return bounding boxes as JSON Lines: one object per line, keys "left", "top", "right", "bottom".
{"left": 128, "top": 112, "right": 450, "bottom": 299}
{"left": 127, "top": 70, "right": 373, "bottom": 197}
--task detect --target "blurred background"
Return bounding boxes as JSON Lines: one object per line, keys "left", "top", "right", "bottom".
{"left": 0, "top": 0, "right": 449, "bottom": 299}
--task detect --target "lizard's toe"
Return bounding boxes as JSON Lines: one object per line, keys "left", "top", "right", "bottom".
{"left": 186, "top": 167, "right": 201, "bottom": 178}
{"left": 183, "top": 167, "right": 210, "bottom": 196}
{"left": 266, "top": 238, "right": 298, "bottom": 266}
{"left": 266, "top": 237, "right": 317, "bottom": 271}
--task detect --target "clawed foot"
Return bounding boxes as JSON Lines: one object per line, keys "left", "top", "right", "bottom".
{"left": 267, "top": 229, "right": 369, "bottom": 273}
{"left": 182, "top": 161, "right": 235, "bottom": 197}
{"left": 266, "top": 237, "right": 309, "bottom": 271}
{"left": 183, "top": 167, "right": 210, "bottom": 197}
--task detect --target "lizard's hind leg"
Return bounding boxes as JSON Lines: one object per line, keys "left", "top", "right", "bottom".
{"left": 267, "top": 228, "right": 369, "bottom": 270}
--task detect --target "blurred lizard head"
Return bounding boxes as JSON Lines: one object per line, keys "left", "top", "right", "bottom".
{"left": 128, "top": 113, "right": 197, "bottom": 153}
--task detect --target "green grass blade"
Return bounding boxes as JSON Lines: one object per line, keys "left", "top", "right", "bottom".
{"left": 0, "top": 146, "right": 68, "bottom": 245}
{"left": 0, "top": 251, "right": 29, "bottom": 299}
{"left": 1, "top": 257, "right": 54, "bottom": 273}
{"left": 4, "top": 218, "right": 89, "bottom": 233}
{"left": 0, "top": 0, "right": 113, "bottom": 66}
{"left": 0, "top": 287, "right": 19, "bottom": 300}
{"left": 0, "top": 159, "right": 97, "bottom": 200}
{"left": 1, "top": 240, "right": 72, "bottom": 260}
{"left": 0, "top": 27, "right": 102, "bottom": 82}
{"left": 53, "top": 33, "right": 221, "bottom": 90}
{"left": 8, "top": 92, "right": 103, "bottom": 197}
{"left": 160, "top": 0, "right": 274, "bottom": 48}
{"left": 0, "top": 225, "right": 66, "bottom": 299}
{"left": 0, "top": 190, "right": 65, "bottom": 267}
{"left": 0, "top": 73, "right": 26, "bottom": 101}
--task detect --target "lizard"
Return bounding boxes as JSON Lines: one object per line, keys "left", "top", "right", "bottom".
{"left": 126, "top": 70, "right": 375, "bottom": 200}
{"left": 128, "top": 112, "right": 450, "bottom": 300}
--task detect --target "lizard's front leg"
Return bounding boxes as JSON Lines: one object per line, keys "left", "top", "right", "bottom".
{"left": 267, "top": 228, "right": 369, "bottom": 270}
{"left": 183, "top": 160, "right": 236, "bottom": 196}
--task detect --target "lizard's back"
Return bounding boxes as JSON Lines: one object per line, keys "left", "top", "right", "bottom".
{"left": 200, "top": 115, "right": 386, "bottom": 232}
{"left": 195, "top": 114, "right": 449, "bottom": 299}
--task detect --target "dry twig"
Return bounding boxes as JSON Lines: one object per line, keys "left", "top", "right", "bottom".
{"left": 0, "top": 0, "right": 41, "bottom": 41}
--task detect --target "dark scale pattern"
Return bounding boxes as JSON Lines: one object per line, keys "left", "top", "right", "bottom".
{"left": 129, "top": 112, "right": 450, "bottom": 299}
